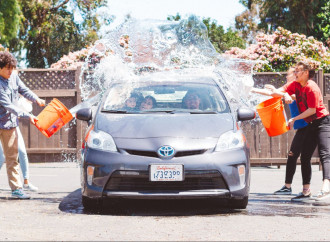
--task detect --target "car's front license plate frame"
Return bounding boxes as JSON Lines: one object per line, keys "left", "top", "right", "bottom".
{"left": 149, "top": 164, "right": 184, "bottom": 181}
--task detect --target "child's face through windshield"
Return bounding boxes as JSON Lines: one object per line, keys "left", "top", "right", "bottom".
{"left": 140, "top": 98, "right": 153, "bottom": 110}
{"left": 125, "top": 97, "right": 137, "bottom": 108}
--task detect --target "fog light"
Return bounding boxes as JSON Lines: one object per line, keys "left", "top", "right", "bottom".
{"left": 238, "top": 165, "right": 245, "bottom": 186}
{"left": 87, "top": 166, "right": 94, "bottom": 186}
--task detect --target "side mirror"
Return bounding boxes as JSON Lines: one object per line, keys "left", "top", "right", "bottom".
{"left": 76, "top": 108, "right": 92, "bottom": 122}
{"left": 237, "top": 107, "right": 256, "bottom": 121}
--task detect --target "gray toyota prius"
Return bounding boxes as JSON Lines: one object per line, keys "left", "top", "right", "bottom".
{"left": 76, "top": 69, "right": 255, "bottom": 210}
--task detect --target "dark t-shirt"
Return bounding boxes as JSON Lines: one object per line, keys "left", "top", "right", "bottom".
{"left": 283, "top": 80, "right": 329, "bottom": 123}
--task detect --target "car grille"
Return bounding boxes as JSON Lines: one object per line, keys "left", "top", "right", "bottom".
{"left": 105, "top": 170, "right": 228, "bottom": 192}
{"left": 124, "top": 149, "right": 207, "bottom": 158}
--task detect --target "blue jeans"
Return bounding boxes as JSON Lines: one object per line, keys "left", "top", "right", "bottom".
{"left": 0, "top": 127, "right": 29, "bottom": 179}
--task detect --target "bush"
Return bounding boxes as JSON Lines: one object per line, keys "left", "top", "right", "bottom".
{"left": 50, "top": 42, "right": 116, "bottom": 70}
{"left": 50, "top": 48, "right": 90, "bottom": 69}
{"left": 224, "top": 27, "right": 330, "bottom": 73}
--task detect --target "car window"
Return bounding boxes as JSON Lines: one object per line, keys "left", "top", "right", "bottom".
{"left": 102, "top": 82, "right": 230, "bottom": 113}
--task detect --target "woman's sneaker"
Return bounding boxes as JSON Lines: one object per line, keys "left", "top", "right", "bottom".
{"left": 291, "top": 192, "right": 312, "bottom": 202}
{"left": 12, "top": 188, "right": 30, "bottom": 199}
{"left": 274, "top": 185, "right": 292, "bottom": 195}
{"left": 23, "top": 183, "right": 39, "bottom": 192}
{"left": 315, "top": 190, "right": 330, "bottom": 201}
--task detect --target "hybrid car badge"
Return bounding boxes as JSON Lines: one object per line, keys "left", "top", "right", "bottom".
{"left": 157, "top": 145, "right": 175, "bottom": 158}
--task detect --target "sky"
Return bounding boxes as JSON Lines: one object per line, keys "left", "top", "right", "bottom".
{"left": 106, "top": 0, "right": 246, "bottom": 30}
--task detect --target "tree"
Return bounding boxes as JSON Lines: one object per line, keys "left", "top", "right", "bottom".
{"left": 259, "top": 0, "right": 323, "bottom": 36}
{"left": 237, "top": 0, "right": 329, "bottom": 46}
{"left": 167, "top": 13, "right": 181, "bottom": 22}
{"left": 202, "top": 18, "right": 246, "bottom": 53}
{"left": 0, "top": 0, "right": 23, "bottom": 46}
{"left": 235, "top": 1, "right": 260, "bottom": 44}
{"left": 5, "top": 0, "right": 107, "bottom": 68}
{"left": 168, "top": 14, "right": 246, "bottom": 53}
{"left": 315, "top": 0, "right": 330, "bottom": 46}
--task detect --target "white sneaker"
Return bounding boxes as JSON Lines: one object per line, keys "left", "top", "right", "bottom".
{"left": 315, "top": 190, "right": 330, "bottom": 201}
{"left": 23, "top": 183, "right": 39, "bottom": 192}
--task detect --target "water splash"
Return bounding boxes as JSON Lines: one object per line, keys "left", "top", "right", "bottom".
{"left": 58, "top": 15, "right": 272, "bottom": 162}
{"left": 76, "top": 15, "right": 263, "bottom": 112}
{"left": 69, "top": 93, "right": 102, "bottom": 116}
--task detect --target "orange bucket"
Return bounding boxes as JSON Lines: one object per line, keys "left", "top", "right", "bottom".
{"left": 256, "top": 97, "right": 289, "bottom": 137}
{"left": 34, "top": 98, "right": 73, "bottom": 138}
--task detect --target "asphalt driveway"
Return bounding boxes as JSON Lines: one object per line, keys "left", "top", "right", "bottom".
{"left": 0, "top": 163, "right": 329, "bottom": 241}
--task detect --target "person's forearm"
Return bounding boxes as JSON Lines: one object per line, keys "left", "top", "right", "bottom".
{"left": 251, "top": 88, "right": 272, "bottom": 96}
{"left": 270, "top": 89, "right": 286, "bottom": 97}
{"left": 292, "top": 108, "right": 316, "bottom": 121}
{"left": 270, "top": 87, "right": 289, "bottom": 97}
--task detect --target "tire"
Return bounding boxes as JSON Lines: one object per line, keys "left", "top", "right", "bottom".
{"left": 227, "top": 196, "right": 248, "bottom": 209}
{"left": 82, "top": 196, "right": 102, "bottom": 211}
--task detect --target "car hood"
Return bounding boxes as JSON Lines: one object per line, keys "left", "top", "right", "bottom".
{"left": 95, "top": 113, "right": 234, "bottom": 139}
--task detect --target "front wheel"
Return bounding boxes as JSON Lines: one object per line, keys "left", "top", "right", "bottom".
{"left": 227, "top": 197, "right": 248, "bottom": 209}
{"left": 82, "top": 196, "right": 103, "bottom": 211}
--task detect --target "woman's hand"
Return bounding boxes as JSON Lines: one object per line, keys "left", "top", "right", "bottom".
{"left": 29, "top": 115, "right": 38, "bottom": 125}
{"left": 283, "top": 93, "right": 293, "bottom": 104}
{"left": 36, "top": 98, "right": 46, "bottom": 107}
{"left": 288, "top": 118, "right": 295, "bottom": 128}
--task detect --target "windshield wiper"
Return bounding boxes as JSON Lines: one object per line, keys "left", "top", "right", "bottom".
{"left": 101, "top": 109, "right": 129, "bottom": 113}
{"left": 141, "top": 110, "right": 218, "bottom": 114}
{"left": 189, "top": 111, "right": 218, "bottom": 114}
{"left": 140, "top": 110, "right": 176, "bottom": 113}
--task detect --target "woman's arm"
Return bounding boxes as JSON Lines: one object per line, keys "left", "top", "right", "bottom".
{"left": 288, "top": 108, "right": 316, "bottom": 127}
{"left": 250, "top": 87, "right": 272, "bottom": 96}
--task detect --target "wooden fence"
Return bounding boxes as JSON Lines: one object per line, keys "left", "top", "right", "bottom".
{"left": 18, "top": 68, "right": 82, "bottom": 162}
{"left": 17, "top": 68, "right": 330, "bottom": 165}
{"left": 246, "top": 70, "right": 329, "bottom": 166}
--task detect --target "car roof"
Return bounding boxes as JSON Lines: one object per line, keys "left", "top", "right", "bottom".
{"left": 109, "top": 68, "right": 219, "bottom": 86}
{"left": 138, "top": 68, "right": 218, "bottom": 85}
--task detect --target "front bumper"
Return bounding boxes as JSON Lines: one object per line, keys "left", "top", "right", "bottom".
{"left": 105, "top": 189, "right": 230, "bottom": 199}
{"left": 81, "top": 146, "right": 250, "bottom": 200}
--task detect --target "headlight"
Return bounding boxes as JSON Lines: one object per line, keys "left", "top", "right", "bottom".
{"left": 87, "top": 130, "right": 117, "bottom": 152}
{"left": 215, "top": 130, "right": 245, "bottom": 151}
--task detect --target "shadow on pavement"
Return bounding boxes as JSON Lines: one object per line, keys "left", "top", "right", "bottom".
{"left": 58, "top": 189, "right": 242, "bottom": 216}
{"left": 58, "top": 189, "right": 330, "bottom": 217}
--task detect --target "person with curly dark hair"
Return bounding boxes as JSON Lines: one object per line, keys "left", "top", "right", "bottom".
{"left": 0, "top": 51, "right": 45, "bottom": 199}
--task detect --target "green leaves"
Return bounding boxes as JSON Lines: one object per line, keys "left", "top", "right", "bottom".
{"left": 0, "top": 0, "right": 107, "bottom": 68}
{"left": 167, "top": 14, "right": 246, "bottom": 53}
{"left": 241, "top": 0, "right": 329, "bottom": 47}
{"left": 0, "top": 0, "right": 23, "bottom": 46}
{"left": 315, "top": 0, "right": 330, "bottom": 43}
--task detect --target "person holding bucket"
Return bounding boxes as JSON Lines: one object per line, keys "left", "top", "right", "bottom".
{"left": 0, "top": 51, "right": 45, "bottom": 199}
{"left": 0, "top": 97, "right": 39, "bottom": 192}
{"left": 251, "top": 67, "right": 310, "bottom": 199}
{"left": 283, "top": 62, "right": 330, "bottom": 201}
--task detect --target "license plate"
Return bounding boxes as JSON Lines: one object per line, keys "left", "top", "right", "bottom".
{"left": 149, "top": 164, "right": 184, "bottom": 181}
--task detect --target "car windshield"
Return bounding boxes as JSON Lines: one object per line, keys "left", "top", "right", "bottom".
{"left": 102, "top": 81, "right": 230, "bottom": 114}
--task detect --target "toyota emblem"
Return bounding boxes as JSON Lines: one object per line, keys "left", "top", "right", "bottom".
{"left": 157, "top": 145, "right": 175, "bottom": 158}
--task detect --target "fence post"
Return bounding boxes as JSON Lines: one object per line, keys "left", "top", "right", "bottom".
{"left": 318, "top": 69, "right": 324, "bottom": 98}
{"left": 75, "top": 66, "right": 82, "bottom": 162}
{"left": 318, "top": 69, "right": 324, "bottom": 171}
